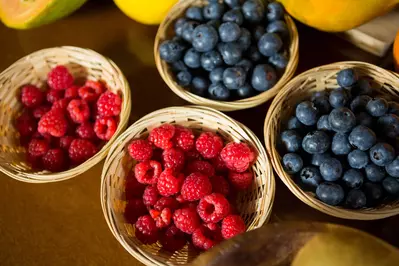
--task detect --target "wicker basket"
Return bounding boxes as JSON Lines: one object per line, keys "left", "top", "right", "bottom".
{"left": 154, "top": 0, "right": 299, "bottom": 111}
{"left": 101, "top": 106, "right": 275, "bottom": 265}
{"left": 264, "top": 61, "right": 399, "bottom": 220}
{"left": 0, "top": 46, "right": 131, "bottom": 183}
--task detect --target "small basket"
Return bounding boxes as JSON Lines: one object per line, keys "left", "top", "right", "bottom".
{"left": 264, "top": 61, "right": 399, "bottom": 220}
{"left": 101, "top": 106, "right": 275, "bottom": 265}
{"left": 154, "top": 0, "right": 299, "bottom": 111}
{"left": 0, "top": 46, "right": 131, "bottom": 183}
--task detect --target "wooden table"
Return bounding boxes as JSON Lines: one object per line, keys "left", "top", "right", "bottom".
{"left": 0, "top": 1, "right": 397, "bottom": 265}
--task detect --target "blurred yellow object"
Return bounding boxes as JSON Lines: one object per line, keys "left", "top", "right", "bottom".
{"left": 394, "top": 30, "right": 399, "bottom": 73}
{"left": 114, "top": 0, "right": 178, "bottom": 25}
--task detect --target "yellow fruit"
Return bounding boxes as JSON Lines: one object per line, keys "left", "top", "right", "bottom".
{"left": 394, "top": 30, "right": 399, "bottom": 73}
{"left": 114, "top": 0, "right": 178, "bottom": 25}
{"left": 278, "top": 0, "right": 399, "bottom": 32}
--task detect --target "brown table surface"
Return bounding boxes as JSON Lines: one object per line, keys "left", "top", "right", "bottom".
{"left": 0, "top": 1, "right": 398, "bottom": 265}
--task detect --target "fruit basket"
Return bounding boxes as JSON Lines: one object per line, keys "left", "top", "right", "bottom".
{"left": 154, "top": 0, "right": 299, "bottom": 111}
{"left": 0, "top": 46, "right": 131, "bottom": 183}
{"left": 101, "top": 106, "right": 275, "bottom": 265}
{"left": 264, "top": 61, "right": 399, "bottom": 220}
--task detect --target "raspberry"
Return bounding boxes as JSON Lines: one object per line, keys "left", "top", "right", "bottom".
{"left": 125, "top": 172, "right": 146, "bottom": 199}
{"left": 148, "top": 124, "right": 175, "bottom": 149}
{"left": 27, "top": 153, "right": 43, "bottom": 169}
{"left": 97, "top": 91, "right": 122, "bottom": 117}
{"left": 149, "top": 208, "right": 172, "bottom": 228}
{"left": 135, "top": 215, "right": 159, "bottom": 244}
{"left": 160, "top": 225, "right": 186, "bottom": 252}
{"left": 197, "top": 193, "right": 230, "bottom": 223}
{"left": 42, "top": 148, "right": 68, "bottom": 172}
{"left": 33, "top": 105, "right": 51, "bottom": 119}
{"left": 16, "top": 111, "right": 36, "bottom": 137}
{"left": 21, "top": 85, "right": 45, "bottom": 108}
{"left": 192, "top": 225, "right": 222, "bottom": 250}
{"left": 143, "top": 186, "right": 160, "bottom": 206}
{"left": 64, "top": 86, "right": 79, "bottom": 100}
{"left": 210, "top": 175, "right": 230, "bottom": 196}
{"left": 68, "top": 139, "right": 98, "bottom": 164}
{"left": 173, "top": 126, "right": 195, "bottom": 151}
{"left": 154, "top": 197, "right": 179, "bottom": 211}
{"left": 67, "top": 99, "right": 90, "bottom": 124}
{"left": 162, "top": 148, "right": 185, "bottom": 172}
{"left": 94, "top": 117, "right": 117, "bottom": 140}
{"left": 157, "top": 169, "right": 185, "bottom": 197}
{"left": 85, "top": 80, "right": 105, "bottom": 94}
{"left": 135, "top": 161, "right": 162, "bottom": 185}
{"left": 228, "top": 170, "right": 254, "bottom": 190}
{"left": 128, "top": 140, "right": 153, "bottom": 162}
{"left": 220, "top": 142, "right": 256, "bottom": 173}
{"left": 28, "top": 139, "right": 50, "bottom": 157}
{"left": 52, "top": 98, "right": 70, "bottom": 111}
{"left": 46, "top": 89, "right": 64, "bottom": 103}
{"left": 221, "top": 215, "right": 246, "bottom": 239}
{"left": 173, "top": 207, "right": 201, "bottom": 234}
{"left": 38, "top": 109, "right": 68, "bottom": 137}
{"left": 76, "top": 122, "right": 96, "bottom": 140}
{"left": 212, "top": 155, "right": 227, "bottom": 172}
{"left": 181, "top": 172, "right": 212, "bottom": 201}
{"left": 47, "top": 65, "right": 74, "bottom": 90}
{"left": 124, "top": 198, "right": 147, "bottom": 224}
{"left": 176, "top": 194, "right": 186, "bottom": 203}
{"left": 186, "top": 149, "right": 202, "bottom": 161}
{"left": 78, "top": 86, "right": 101, "bottom": 102}
{"left": 59, "top": 136, "right": 74, "bottom": 150}
{"left": 195, "top": 132, "right": 224, "bottom": 159}
{"left": 186, "top": 160, "right": 215, "bottom": 177}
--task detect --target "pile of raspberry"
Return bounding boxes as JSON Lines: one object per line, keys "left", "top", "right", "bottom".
{"left": 125, "top": 123, "right": 257, "bottom": 252}
{"left": 16, "top": 65, "right": 122, "bottom": 172}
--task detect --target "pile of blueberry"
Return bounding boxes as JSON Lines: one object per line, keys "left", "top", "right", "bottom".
{"left": 280, "top": 68, "right": 399, "bottom": 209}
{"left": 159, "top": 0, "right": 290, "bottom": 101}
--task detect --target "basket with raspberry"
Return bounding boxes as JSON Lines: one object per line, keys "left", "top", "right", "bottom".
{"left": 101, "top": 106, "right": 275, "bottom": 265}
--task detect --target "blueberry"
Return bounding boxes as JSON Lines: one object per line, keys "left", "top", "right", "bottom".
{"left": 267, "top": 2, "right": 284, "bottom": 21}
{"left": 236, "top": 83, "right": 255, "bottom": 98}
{"left": 343, "top": 169, "right": 364, "bottom": 189}
{"left": 183, "top": 48, "right": 201, "bottom": 69}
{"left": 311, "top": 91, "right": 331, "bottom": 114}
{"left": 258, "top": 33, "right": 283, "bottom": 57}
{"left": 386, "top": 156, "right": 399, "bottom": 178}
{"left": 348, "top": 149, "right": 369, "bottom": 169}
{"left": 366, "top": 98, "right": 388, "bottom": 117}
{"left": 352, "top": 78, "right": 372, "bottom": 95}
{"left": 268, "top": 53, "right": 288, "bottom": 69}
{"left": 355, "top": 112, "right": 373, "bottom": 128}
{"left": 302, "top": 130, "right": 330, "bottom": 154}
{"left": 369, "top": 143, "right": 395, "bottom": 166}
{"left": 337, "top": 68, "right": 358, "bottom": 88}
{"left": 209, "top": 67, "right": 225, "bottom": 84}
{"left": 171, "top": 60, "right": 188, "bottom": 73}
{"left": 182, "top": 21, "right": 200, "bottom": 42}
{"left": 388, "top": 101, "right": 399, "bottom": 116}
{"left": 192, "top": 24, "right": 219, "bottom": 52}
{"left": 287, "top": 116, "right": 304, "bottom": 130}
{"left": 201, "top": 50, "right": 223, "bottom": 71}
{"left": 332, "top": 133, "right": 352, "bottom": 155}
{"left": 282, "top": 153, "right": 303, "bottom": 174}
{"left": 176, "top": 71, "right": 192, "bottom": 86}
{"left": 224, "top": 0, "right": 242, "bottom": 8}
{"left": 377, "top": 114, "right": 399, "bottom": 139}
{"left": 345, "top": 189, "right": 367, "bottom": 209}
{"left": 251, "top": 64, "right": 277, "bottom": 92}
{"left": 237, "top": 28, "right": 252, "bottom": 51}
{"left": 320, "top": 158, "right": 343, "bottom": 181}
{"left": 246, "top": 45, "right": 262, "bottom": 62}
{"left": 365, "top": 164, "right": 386, "bottom": 182}
{"left": 203, "top": 2, "right": 225, "bottom": 20}
{"left": 266, "top": 20, "right": 288, "bottom": 36}
{"left": 316, "top": 182, "right": 345, "bottom": 206}
{"left": 329, "top": 88, "right": 349, "bottom": 108}
{"left": 300, "top": 166, "right": 323, "bottom": 189}
{"left": 219, "top": 22, "right": 242, "bottom": 42}
{"left": 159, "top": 40, "right": 186, "bottom": 63}
{"left": 281, "top": 129, "right": 302, "bottom": 153}
{"left": 382, "top": 177, "right": 399, "bottom": 196}
{"left": 206, "top": 19, "right": 221, "bottom": 30}
{"left": 208, "top": 83, "right": 230, "bottom": 100}
{"left": 186, "top": 6, "right": 204, "bottom": 21}
{"left": 174, "top": 18, "right": 187, "bottom": 37}
{"left": 296, "top": 101, "right": 319, "bottom": 126}
{"left": 363, "top": 182, "right": 384, "bottom": 206}
{"left": 252, "top": 25, "right": 266, "bottom": 41}
{"left": 191, "top": 77, "right": 209, "bottom": 96}
{"left": 311, "top": 153, "right": 332, "bottom": 167}
{"left": 218, "top": 42, "right": 243, "bottom": 65}
{"left": 350, "top": 95, "right": 372, "bottom": 112}
{"left": 236, "top": 59, "right": 253, "bottom": 72}
{"left": 328, "top": 107, "right": 356, "bottom": 133}
{"left": 242, "top": 0, "right": 265, "bottom": 23}
{"left": 348, "top": 125, "right": 376, "bottom": 151}
{"left": 223, "top": 67, "right": 247, "bottom": 90}
{"left": 317, "top": 115, "right": 331, "bottom": 131}
{"left": 223, "top": 8, "right": 244, "bottom": 25}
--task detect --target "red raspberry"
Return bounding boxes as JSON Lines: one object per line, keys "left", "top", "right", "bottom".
{"left": 16, "top": 111, "right": 36, "bottom": 137}
{"left": 186, "top": 160, "right": 215, "bottom": 177}
{"left": 176, "top": 194, "right": 186, "bottom": 204}
{"left": 149, "top": 208, "right": 172, "bottom": 228}
{"left": 94, "top": 117, "right": 117, "bottom": 140}
{"left": 186, "top": 149, "right": 202, "bottom": 161}
{"left": 228, "top": 170, "right": 253, "bottom": 190}
{"left": 47, "top": 65, "right": 74, "bottom": 90}
{"left": 173, "top": 207, "right": 201, "bottom": 234}
{"left": 51, "top": 98, "right": 70, "bottom": 111}
{"left": 173, "top": 126, "right": 195, "bottom": 151}
{"left": 181, "top": 172, "right": 212, "bottom": 201}
{"left": 97, "top": 91, "right": 122, "bottom": 117}
{"left": 221, "top": 215, "right": 246, "bottom": 239}
{"left": 42, "top": 148, "right": 68, "bottom": 172}
{"left": 157, "top": 169, "right": 185, "bottom": 197}
{"left": 76, "top": 122, "right": 96, "bottom": 140}
{"left": 67, "top": 99, "right": 90, "bottom": 124}
{"left": 78, "top": 86, "right": 101, "bottom": 102}
{"left": 212, "top": 155, "right": 227, "bottom": 172}
{"left": 27, "top": 153, "right": 43, "bottom": 169}
{"left": 154, "top": 197, "right": 179, "bottom": 211}
{"left": 68, "top": 139, "right": 98, "bottom": 164}
{"left": 128, "top": 140, "right": 153, "bottom": 162}
{"left": 46, "top": 89, "right": 64, "bottom": 103}
{"left": 160, "top": 225, "right": 186, "bottom": 252}
{"left": 21, "top": 85, "right": 45, "bottom": 108}
{"left": 125, "top": 172, "right": 146, "bottom": 199}
{"left": 192, "top": 225, "right": 222, "bottom": 250}
{"left": 148, "top": 124, "right": 175, "bottom": 149}
{"left": 64, "top": 86, "right": 79, "bottom": 100}
{"left": 38, "top": 109, "right": 68, "bottom": 137}
{"left": 195, "top": 132, "right": 224, "bottom": 159}
{"left": 162, "top": 148, "right": 185, "bottom": 172}
{"left": 59, "top": 136, "right": 74, "bottom": 150}
{"left": 135, "top": 215, "right": 159, "bottom": 244}
{"left": 135, "top": 161, "right": 162, "bottom": 185}
{"left": 28, "top": 139, "right": 50, "bottom": 157}
{"left": 220, "top": 142, "right": 256, "bottom": 173}
{"left": 210, "top": 175, "right": 230, "bottom": 196}
{"left": 143, "top": 186, "right": 160, "bottom": 206}
{"left": 85, "top": 80, "right": 105, "bottom": 94}
{"left": 124, "top": 198, "right": 147, "bottom": 224}
{"left": 33, "top": 105, "right": 51, "bottom": 119}
{"left": 197, "top": 193, "right": 230, "bottom": 223}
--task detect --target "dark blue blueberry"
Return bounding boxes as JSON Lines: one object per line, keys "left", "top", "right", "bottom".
{"left": 350, "top": 95, "right": 372, "bottom": 113}
{"left": 224, "top": 0, "right": 243, "bottom": 8}
{"left": 206, "top": 19, "right": 221, "bottom": 30}
{"left": 203, "top": 2, "right": 225, "bottom": 20}
{"left": 242, "top": 0, "right": 265, "bottom": 23}
{"left": 386, "top": 156, "right": 399, "bottom": 178}
{"left": 201, "top": 50, "right": 223, "bottom": 71}
{"left": 192, "top": 24, "right": 219, "bottom": 52}
{"left": 252, "top": 25, "right": 266, "bottom": 41}
{"left": 348, "top": 149, "right": 369, "bottom": 169}
{"left": 328, "top": 107, "right": 356, "bottom": 133}
{"left": 281, "top": 129, "right": 302, "bottom": 153}
{"left": 388, "top": 101, "right": 399, "bottom": 116}
{"left": 237, "top": 28, "right": 252, "bottom": 51}
{"left": 174, "top": 18, "right": 187, "bottom": 37}
{"left": 311, "top": 91, "right": 331, "bottom": 114}
{"left": 363, "top": 182, "right": 384, "bottom": 206}
{"left": 183, "top": 48, "right": 201, "bottom": 69}
{"left": 223, "top": 67, "right": 247, "bottom": 90}
{"left": 311, "top": 153, "right": 332, "bottom": 167}
{"left": 222, "top": 8, "right": 244, "bottom": 25}
{"left": 267, "top": 2, "right": 284, "bottom": 21}
{"left": 382, "top": 177, "right": 399, "bottom": 196}
{"left": 287, "top": 116, "right": 305, "bottom": 130}
{"left": 209, "top": 67, "right": 225, "bottom": 84}
{"left": 171, "top": 60, "right": 188, "bottom": 73}
{"left": 332, "top": 133, "right": 352, "bottom": 155}
{"left": 345, "top": 189, "right": 367, "bottom": 209}
{"left": 218, "top": 42, "right": 243, "bottom": 65}
{"left": 317, "top": 115, "right": 331, "bottom": 131}
{"left": 186, "top": 6, "right": 204, "bottom": 21}
{"left": 266, "top": 20, "right": 288, "bottom": 36}
{"left": 302, "top": 130, "right": 330, "bottom": 154}
{"left": 159, "top": 40, "right": 186, "bottom": 63}
{"left": 316, "top": 182, "right": 345, "bottom": 206}
{"left": 352, "top": 78, "right": 372, "bottom": 95}
{"left": 296, "top": 101, "right": 319, "bottom": 126}
{"left": 355, "top": 112, "right": 373, "bottom": 128}
{"left": 365, "top": 164, "right": 386, "bottom": 182}
{"left": 219, "top": 22, "right": 241, "bottom": 42}
{"left": 268, "top": 53, "right": 288, "bottom": 69}
{"left": 343, "top": 169, "right": 364, "bottom": 189}
{"left": 300, "top": 166, "right": 323, "bottom": 189}
{"left": 329, "top": 88, "right": 350, "bottom": 108}
{"left": 208, "top": 83, "right": 230, "bottom": 100}
{"left": 320, "top": 158, "right": 343, "bottom": 181}
{"left": 369, "top": 143, "right": 395, "bottom": 166}
{"left": 236, "top": 59, "right": 253, "bottom": 72}
{"left": 246, "top": 45, "right": 262, "bottom": 62}
{"left": 377, "top": 114, "right": 399, "bottom": 139}
{"left": 191, "top": 76, "right": 209, "bottom": 96}
{"left": 337, "top": 68, "right": 358, "bottom": 88}
{"left": 258, "top": 33, "right": 283, "bottom": 57}
{"left": 282, "top": 153, "right": 303, "bottom": 174}
{"left": 182, "top": 21, "right": 200, "bottom": 42}
{"left": 366, "top": 98, "right": 388, "bottom": 117}
{"left": 236, "top": 83, "right": 255, "bottom": 98}
{"left": 348, "top": 125, "right": 376, "bottom": 151}
{"left": 176, "top": 71, "right": 192, "bottom": 86}
{"left": 251, "top": 64, "right": 277, "bottom": 92}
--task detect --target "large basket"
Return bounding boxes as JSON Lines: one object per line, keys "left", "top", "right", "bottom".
{"left": 101, "top": 106, "right": 275, "bottom": 265}
{"left": 264, "top": 61, "right": 399, "bottom": 220}
{"left": 0, "top": 46, "right": 131, "bottom": 183}
{"left": 154, "top": 0, "right": 299, "bottom": 111}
